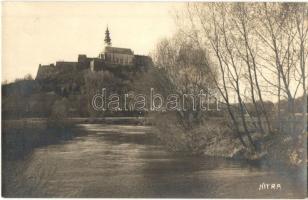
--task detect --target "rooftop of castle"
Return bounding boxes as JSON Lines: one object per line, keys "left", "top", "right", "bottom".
{"left": 105, "top": 46, "right": 134, "bottom": 55}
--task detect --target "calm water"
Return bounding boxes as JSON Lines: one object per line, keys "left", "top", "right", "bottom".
{"left": 9, "top": 124, "right": 306, "bottom": 198}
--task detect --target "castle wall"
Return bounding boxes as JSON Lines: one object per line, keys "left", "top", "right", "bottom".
{"left": 36, "top": 52, "right": 153, "bottom": 81}
{"left": 36, "top": 61, "right": 78, "bottom": 81}
{"left": 90, "top": 58, "right": 104, "bottom": 71}
{"left": 105, "top": 52, "right": 134, "bottom": 65}
{"left": 55, "top": 61, "right": 78, "bottom": 71}
{"left": 134, "top": 55, "right": 153, "bottom": 70}
{"left": 36, "top": 64, "right": 57, "bottom": 80}
{"left": 78, "top": 55, "right": 92, "bottom": 70}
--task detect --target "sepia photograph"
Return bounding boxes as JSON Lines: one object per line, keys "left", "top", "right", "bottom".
{"left": 1, "top": 2, "right": 307, "bottom": 198}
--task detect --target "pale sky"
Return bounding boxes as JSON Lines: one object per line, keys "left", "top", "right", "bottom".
{"left": 2, "top": 2, "right": 182, "bottom": 82}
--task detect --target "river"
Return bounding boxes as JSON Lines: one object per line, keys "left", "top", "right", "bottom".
{"left": 5, "top": 124, "right": 306, "bottom": 198}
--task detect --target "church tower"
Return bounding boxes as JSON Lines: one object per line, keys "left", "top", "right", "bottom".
{"left": 104, "top": 26, "right": 112, "bottom": 46}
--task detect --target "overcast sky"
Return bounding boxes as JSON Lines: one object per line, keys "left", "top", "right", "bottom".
{"left": 2, "top": 2, "right": 182, "bottom": 82}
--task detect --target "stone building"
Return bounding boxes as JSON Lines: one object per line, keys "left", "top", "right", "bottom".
{"left": 103, "top": 46, "right": 134, "bottom": 65}
{"left": 36, "top": 27, "right": 153, "bottom": 79}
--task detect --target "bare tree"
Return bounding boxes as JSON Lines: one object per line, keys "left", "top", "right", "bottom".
{"left": 179, "top": 3, "right": 259, "bottom": 150}
{"left": 177, "top": 2, "right": 307, "bottom": 152}
{"left": 255, "top": 3, "right": 307, "bottom": 134}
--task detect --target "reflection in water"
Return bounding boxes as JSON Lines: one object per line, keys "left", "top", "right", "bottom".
{"left": 8, "top": 124, "right": 306, "bottom": 198}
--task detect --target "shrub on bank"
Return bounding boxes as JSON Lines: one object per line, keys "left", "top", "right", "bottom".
{"left": 47, "top": 97, "right": 74, "bottom": 131}
{"left": 151, "top": 112, "right": 231, "bottom": 155}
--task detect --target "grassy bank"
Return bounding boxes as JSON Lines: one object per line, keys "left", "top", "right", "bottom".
{"left": 2, "top": 119, "right": 81, "bottom": 161}
{"left": 149, "top": 112, "right": 306, "bottom": 169}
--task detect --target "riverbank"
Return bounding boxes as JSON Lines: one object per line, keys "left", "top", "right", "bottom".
{"left": 3, "top": 119, "right": 79, "bottom": 161}
{"left": 202, "top": 123, "right": 306, "bottom": 169}
{"left": 3, "top": 117, "right": 148, "bottom": 127}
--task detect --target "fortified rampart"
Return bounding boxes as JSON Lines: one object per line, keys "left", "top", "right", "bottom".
{"left": 36, "top": 47, "right": 153, "bottom": 81}
{"left": 35, "top": 46, "right": 153, "bottom": 96}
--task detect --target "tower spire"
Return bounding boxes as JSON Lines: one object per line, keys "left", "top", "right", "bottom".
{"left": 104, "top": 26, "right": 112, "bottom": 46}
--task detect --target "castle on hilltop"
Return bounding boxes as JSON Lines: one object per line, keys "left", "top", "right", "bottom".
{"left": 36, "top": 27, "right": 153, "bottom": 80}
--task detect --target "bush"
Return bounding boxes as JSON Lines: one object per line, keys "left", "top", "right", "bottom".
{"left": 47, "top": 97, "right": 73, "bottom": 130}
{"left": 151, "top": 112, "right": 228, "bottom": 155}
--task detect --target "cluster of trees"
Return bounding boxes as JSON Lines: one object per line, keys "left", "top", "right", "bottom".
{"left": 152, "top": 3, "right": 307, "bottom": 154}
{"left": 2, "top": 63, "right": 148, "bottom": 119}
{"left": 154, "top": 33, "right": 218, "bottom": 128}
